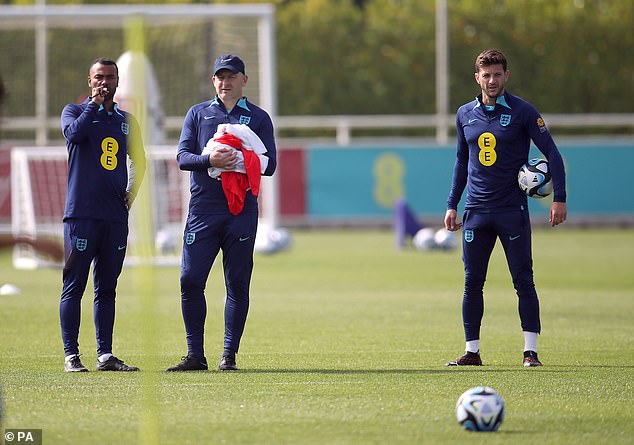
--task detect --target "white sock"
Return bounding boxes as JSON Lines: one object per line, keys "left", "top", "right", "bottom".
{"left": 523, "top": 331, "right": 538, "bottom": 352}
{"left": 98, "top": 353, "right": 113, "bottom": 363}
{"left": 65, "top": 354, "right": 78, "bottom": 363}
{"left": 465, "top": 340, "right": 480, "bottom": 353}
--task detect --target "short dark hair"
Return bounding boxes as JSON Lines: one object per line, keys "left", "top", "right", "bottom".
{"left": 91, "top": 57, "right": 119, "bottom": 76}
{"left": 475, "top": 49, "right": 507, "bottom": 72}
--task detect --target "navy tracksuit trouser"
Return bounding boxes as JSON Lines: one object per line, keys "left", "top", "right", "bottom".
{"left": 179, "top": 210, "right": 258, "bottom": 358}
{"left": 60, "top": 218, "right": 128, "bottom": 357}
{"left": 461, "top": 207, "right": 541, "bottom": 341}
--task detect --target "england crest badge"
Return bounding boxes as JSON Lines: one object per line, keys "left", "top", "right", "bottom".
{"left": 76, "top": 238, "right": 88, "bottom": 251}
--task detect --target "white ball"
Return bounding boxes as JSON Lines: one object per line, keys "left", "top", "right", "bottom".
{"left": 434, "top": 228, "right": 458, "bottom": 250}
{"left": 412, "top": 228, "right": 436, "bottom": 251}
{"left": 518, "top": 158, "right": 553, "bottom": 198}
{"left": 254, "top": 224, "right": 278, "bottom": 254}
{"left": 269, "top": 227, "right": 292, "bottom": 251}
{"left": 155, "top": 229, "right": 176, "bottom": 254}
{"left": 255, "top": 224, "right": 293, "bottom": 254}
{"left": 456, "top": 386, "right": 505, "bottom": 432}
{"left": 0, "top": 283, "right": 21, "bottom": 295}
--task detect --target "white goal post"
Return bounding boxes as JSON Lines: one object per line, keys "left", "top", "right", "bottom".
{"left": 2, "top": 3, "right": 283, "bottom": 267}
{"left": 11, "top": 146, "right": 191, "bottom": 269}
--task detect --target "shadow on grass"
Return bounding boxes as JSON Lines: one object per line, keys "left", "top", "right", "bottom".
{"left": 204, "top": 367, "right": 581, "bottom": 375}
{"left": 539, "top": 364, "right": 634, "bottom": 369}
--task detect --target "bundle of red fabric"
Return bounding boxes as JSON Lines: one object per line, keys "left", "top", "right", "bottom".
{"left": 214, "top": 132, "right": 261, "bottom": 215}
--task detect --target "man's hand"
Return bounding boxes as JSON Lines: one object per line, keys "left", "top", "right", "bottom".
{"left": 90, "top": 86, "right": 109, "bottom": 106}
{"left": 209, "top": 146, "right": 238, "bottom": 170}
{"left": 125, "top": 191, "right": 134, "bottom": 210}
{"left": 550, "top": 202, "right": 567, "bottom": 227}
{"left": 444, "top": 209, "right": 462, "bottom": 232}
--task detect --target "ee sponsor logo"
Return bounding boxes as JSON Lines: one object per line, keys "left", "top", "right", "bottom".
{"left": 100, "top": 137, "right": 119, "bottom": 171}
{"left": 477, "top": 132, "right": 497, "bottom": 166}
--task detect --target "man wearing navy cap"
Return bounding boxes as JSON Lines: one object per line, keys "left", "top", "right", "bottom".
{"left": 213, "top": 53, "right": 245, "bottom": 74}
{"left": 167, "top": 54, "right": 277, "bottom": 371}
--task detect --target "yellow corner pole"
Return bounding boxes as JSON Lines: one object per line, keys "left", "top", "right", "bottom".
{"left": 125, "top": 14, "right": 159, "bottom": 445}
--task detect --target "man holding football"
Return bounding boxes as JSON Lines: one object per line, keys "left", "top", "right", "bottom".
{"left": 444, "top": 49, "right": 567, "bottom": 367}
{"left": 60, "top": 57, "right": 146, "bottom": 372}
{"left": 166, "top": 54, "right": 277, "bottom": 372}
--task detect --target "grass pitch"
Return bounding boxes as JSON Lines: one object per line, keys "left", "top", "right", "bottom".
{"left": 0, "top": 228, "right": 632, "bottom": 445}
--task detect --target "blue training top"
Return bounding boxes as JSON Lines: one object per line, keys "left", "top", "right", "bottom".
{"left": 177, "top": 96, "right": 277, "bottom": 215}
{"left": 447, "top": 91, "right": 566, "bottom": 212}
{"left": 61, "top": 98, "right": 146, "bottom": 224}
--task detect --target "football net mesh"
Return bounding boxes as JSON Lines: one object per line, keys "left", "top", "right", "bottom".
{"left": 3, "top": 5, "right": 277, "bottom": 268}
{"left": 11, "top": 146, "right": 189, "bottom": 268}
{"left": 0, "top": 11, "right": 265, "bottom": 134}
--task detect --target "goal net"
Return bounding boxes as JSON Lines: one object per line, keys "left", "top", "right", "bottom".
{"left": 11, "top": 146, "right": 189, "bottom": 269}
{"left": 0, "top": 4, "right": 276, "bottom": 139}
{"left": 2, "top": 4, "right": 280, "bottom": 268}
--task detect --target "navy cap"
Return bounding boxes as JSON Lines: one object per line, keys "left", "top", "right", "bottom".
{"left": 213, "top": 54, "right": 245, "bottom": 75}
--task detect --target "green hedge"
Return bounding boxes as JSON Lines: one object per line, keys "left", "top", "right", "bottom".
{"left": 2, "top": 0, "right": 633, "bottom": 118}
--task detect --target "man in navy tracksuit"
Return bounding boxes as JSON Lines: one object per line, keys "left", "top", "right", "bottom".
{"left": 167, "top": 54, "right": 276, "bottom": 372}
{"left": 444, "top": 49, "right": 567, "bottom": 367}
{"left": 60, "top": 57, "right": 146, "bottom": 372}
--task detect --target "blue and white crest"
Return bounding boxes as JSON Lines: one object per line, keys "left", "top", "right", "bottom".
{"left": 239, "top": 116, "right": 251, "bottom": 125}
{"left": 464, "top": 230, "right": 474, "bottom": 243}
{"left": 500, "top": 114, "right": 511, "bottom": 126}
{"left": 76, "top": 238, "right": 88, "bottom": 251}
{"left": 121, "top": 122, "right": 129, "bottom": 135}
{"left": 185, "top": 232, "right": 196, "bottom": 245}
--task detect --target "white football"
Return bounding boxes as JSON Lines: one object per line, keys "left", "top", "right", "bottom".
{"left": 255, "top": 224, "right": 293, "bottom": 254}
{"left": 254, "top": 224, "right": 278, "bottom": 254}
{"left": 412, "top": 228, "right": 436, "bottom": 251}
{"left": 154, "top": 229, "right": 176, "bottom": 254}
{"left": 518, "top": 158, "right": 553, "bottom": 198}
{"left": 456, "top": 386, "right": 505, "bottom": 432}
{"left": 433, "top": 228, "right": 458, "bottom": 250}
{"left": 269, "top": 227, "right": 292, "bottom": 251}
